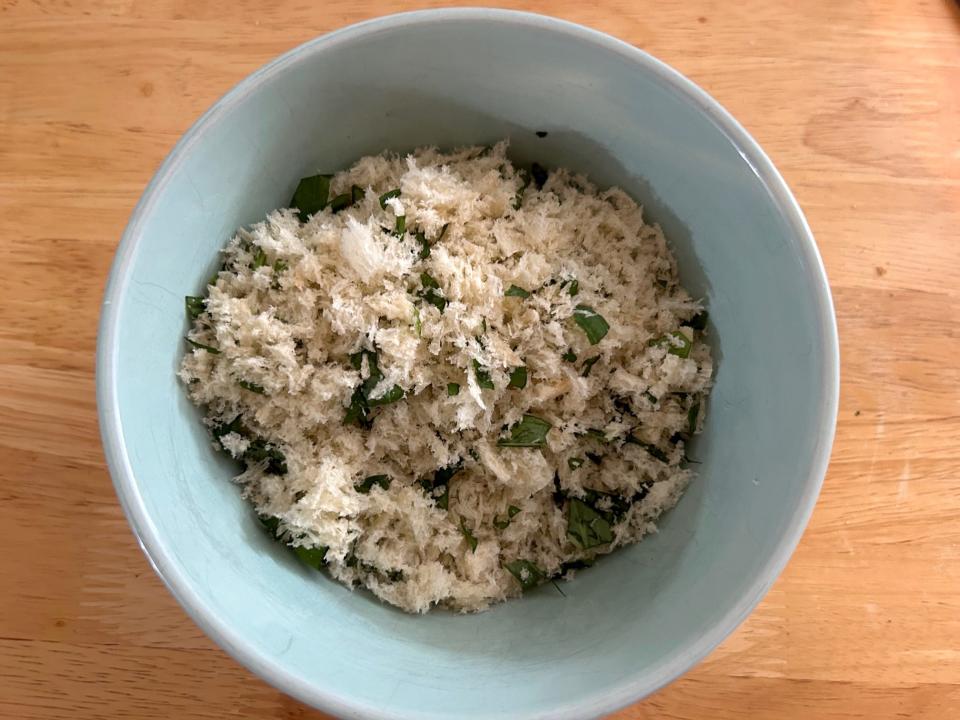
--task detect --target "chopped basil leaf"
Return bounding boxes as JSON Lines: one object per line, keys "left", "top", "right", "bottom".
{"left": 415, "top": 230, "right": 430, "bottom": 259}
{"left": 413, "top": 305, "right": 422, "bottom": 336}
{"left": 508, "top": 366, "right": 528, "bottom": 389}
{"left": 355, "top": 474, "right": 391, "bottom": 494}
{"left": 688, "top": 310, "right": 709, "bottom": 331}
{"left": 643, "top": 390, "right": 659, "bottom": 405}
{"left": 649, "top": 330, "right": 692, "bottom": 358}
{"left": 185, "top": 337, "right": 220, "bottom": 354}
{"left": 582, "top": 488, "right": 632, "bottom": 521}
{"left": 497, "top": 414, "right": 551, "bottom": 447}
{"left": 688, "top": 400, "right": 701, "bottom": 435}
{"left": 378, "top": 188, "right": 401, "bottom": 208}
{"left": 259, "top": 514, "right": 281, "bottom": 537}
{"left": 344, "top": 348, "right": 404, "bottom": 425}
{"left": 418, "top": 462, "right": 462, "bottom": 510}
{"left": 581, "top": 355, "right": 600, "bottom": 376}
{"left": 467, "top": 448, "right": 480, "bottom": 461}
{"left": 504, "top": 559, "right": 545, "bottom": 591}
{"left": 613, "top": 396, "right": 635, "bottom": 417}
{"left": 473, "top": 359, "right": 495, "bottom": 389}
{"left": 458, "top": 517, "right": 478, "bottom": 552}
{"left": 293, "top": 544, "right": 328, "bottom": 570}
{"left": 573, "top": 305, "right": 610, "bottom": 345}
{"left": 273, "top": 259, "right": 288, "bottom": 274}
{"left": 330, "top": 184, "right": 364, "bottom": 214}
{"left": 562, "top": 350, "right": 578, "bottom": 363}
{"left": 447, "top": 382, "right": 460, "bottom": 396}
{"left": 505, "top": 284, "right": 531, "bottom": 298}
{"left": 513, "top": 169, "right": 531, "bottom": 210}
{"left": 584, "top": 428, "right": 608, "bottom": 443}
{"left": 394, "top": 214, "right": 406, "bottom": 237}
{"left": 351, "top": 184, "right": 365, "bottom": 203}
{"left": 568, "top": 279, "right": 579, "bottom": 296}
{"left": 508, "top": 505, "right": 521, "bottom": 518}
{"left": 493, "top": 505, "right": 521, "bottom": 530}
{"left": 567, "top": 498, "right": 614, "bottom": 550}
{"left": 251, "top": 246, "right": 268, "bottom": 269}
{"left": 185, "top": 296, "right": 205, "bottom": 321}
{"left": 531, "top": 162, "right": 548, "bottom": 189}
{"left": 420, "top": 272, "right": 447, "bottom": 312}
{"left": 238, "top": 380, "right": 266, "bottom": 394}
{"left": 568, "top": 457, "right": 584, "bottom": 470}
{"left": 625, "top": 435, "right": 670, "bottom": 463}
{"left": 245, "top": 438, "right": 287, "bottom": 475}
{"left": 290, "top": 174, "right": 332, "bottom": 222}
{"left": 367, "top": 384, "right": 404, "bottom": 407}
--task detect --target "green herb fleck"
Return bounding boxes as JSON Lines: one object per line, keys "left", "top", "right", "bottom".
{"left": 355, "top": 474, "right": 391, "bottom": 494}
{"left": 244, "top": 438, "right": 287, "bottom": 475}
{"left": 378, "top": 188, "right": 401, "bottom": 209}
{"left": 367, "top": 384, "right": 405, "bottom": 407}
{"left": 581, "top": 355, "right": 600, "bottom": 377}
{"left": 185, "top": 296, "right": 205, "bottom": 321}
{"left": 330, "top": 184, "right": 364, "bottom": 213}
{"left": 473, "top": 359, "right": 495, "bottom": 390}
{"left": 344, "top": 348, "right": 404, "bottom": 426}
{"left": 420, "top": 272, "right": 447, "bottom": 312}
{"left": 413, "top": 305, "right": 422, "bottom": 336}
{"left": 568, "top": 278, "right": 579, "bottom": 296}
{"left": 290, "top": 174, "right": 332, "bottom": 222}
{"left": 493, "top": 505, "right": 521, "bottom": 530}
{"left": 504, "top": 559, "right": 545, "bottom": 591}
{"left": 251, "top": 246, "right": 268, "bottom": 269}
{"left": 573, "top": 305, "right": 610, "bottom": 345}
{"left": 625, "top": 435, "right": 670, "bottom": 463}
{"left": 418, "top": 462, "right": 462, "bottom": 510}
{"left": 562, "top": 350, "right": 578, "bottom": 363}
{"left": 185, "top": 337, "right": 220, "bottom": 354}
{"left": 687, "top": 400, "right": 701, "bottom": 435}
{"left": 497, "top": 414, "right": 552, "bottom": 448}
{"left": 238, "top": 380, "right": 266, "bottom": 395}
{"left": 447, "top": 382, "right": 460, "bottom": 396}
{"left": 436, "top": 223, "right": 450, "bottom": 242}
{"left": 458, "top": 517, "right": 478, "bottom": 552}
{"left": 259, "top": 514, "right": 281, "bottom": 537}
{"left": 568, "top": 457, "right": 584, "bottom": 470}
{"left": 394, "top": 214, "right": 406, "bottom": 237}
{"left": 508, "top": 366, "right": 528, "bottom": 389}
{"left": 505, "top": 284, "right": 531, "bottom": 298}
{"left": 566, "top": 498, "right": 614, "bottom": 550}
{"left": 649, "top": 330, "right": 692, "bottom": 358}
{"left": 415, "top": 230, "right": 430, "bottom": 259}
{"left": 293, "top": 544, "right": 328, "bottom": 570}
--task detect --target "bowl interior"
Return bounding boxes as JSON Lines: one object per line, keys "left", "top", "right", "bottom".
{"left": 99, "top": 11, "right": 836, "bottom": 720}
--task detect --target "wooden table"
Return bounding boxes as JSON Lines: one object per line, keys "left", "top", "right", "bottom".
{"left": 2, "top": 1, "right": 959, "bottom": 717}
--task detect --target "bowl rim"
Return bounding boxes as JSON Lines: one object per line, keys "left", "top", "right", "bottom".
{"left": 96, "top": 8, "right": 840, "bottom": 720}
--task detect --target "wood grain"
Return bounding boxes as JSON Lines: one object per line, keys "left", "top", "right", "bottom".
{"left": 1, "top": 0, "right": 958, "bottom": 718}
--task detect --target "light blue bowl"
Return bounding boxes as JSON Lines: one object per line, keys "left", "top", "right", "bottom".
{"left": 97, "top": 9, "right": 838, "bottom": 720}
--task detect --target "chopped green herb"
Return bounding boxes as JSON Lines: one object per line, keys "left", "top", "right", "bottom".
{"left": 481, "top": 318, "right": 487, "bottom": 334}
{"left": 290, "top": 174, "right": 332, "bottom": 222}
{"left": 562, "top": 350, "right": 578, "bottom": 363}
{"left": 649, "top": 330, "right": 692, "bottom": 358}
{"left": 378, "top": 188, "right": 401, "bottom": 209}
{"left": 509, "top": 505, "right": 521, "bottom": 518}
{"left": 568, "top": 457, "right": 585, "bottom": 470}
{"left": 330, "top": 184, "right": 364, "bottom": 213}
{"left": 259, "top": 514, "right": 281, "bottom": 537}
{"left": 420, "top": 272, "right": 447, "bottom": 312}
{"left": 458, "top": 517, "right": 478, "bottom": 552}
{"left": 185, "top": 337, "right": 220, "bottom": 354}
{"left": 687, "top": 400, "right": 701, "bottom": 435}
{"left": 513, "top": 169, "right": 531, "bottom": 210}
{"left": 573, "top": 305, "right": 610, "bottom": 345}
{"left": 418, "top": 462, "right": 462, "bottom": 510}
{"left": 567, "top": 498, "right": 614, "bottom": 550}
{"left": 394, "top": 214, "right": 406, "bottom": 237}
{"left": 584, "top": 428, "right": 608, "bottom": 443}
{"left": 497, "top": 414, "right": 552, "bottom": 448}
{"left": 625, "top": 435, "right": 670, "bottom": 463}
{"left": 643, "top": 390, "right": 659, "bottom": 405}
{"left": 344, "top": 348, "right": 405, "bottom": 426}
{"left": 581, "top": 355, "right": 600, "bottom": 377}
{"left": 436, "top": 223, "right": 450, "bottom": 242}
{"left": 493, "top": 506, "right": 521, "bottom": 530}
{"left": 273, "top": 259, "right": 288, "bottom": 274}
{"left": 467, "top": 448, "right": 480, "bottom": 461}
{"left": 351, "top": 184, "right": 365, "bottom": 203}
{"left": 251, "top": 246, "right": 268, "bottom": 270}
{"left": 447, "top": 382, "right": 460, "bottom": 396}
{"left": 415, "top": 230, "right": 430, "bottom": 259}
{"left": 293, "top": 544, "right": 328, "bottom": 570}
{"left": 688, "top": 310, "right": 709, "bottom": 331}
{"left": 355, "top": 474, "right": 391, "bottom": 494}
{"left": 568, "top": 278, "right": 579, "bottom": 296}
{"left": 238, "top": 380, "right": 266, "bottom": 394}
{"left": 508, "top": 366, "right": 528, "bottom": 389}
{"left": 531, "top": 162, "right": 548, "bottom": 189}
{"left": 244, "top": 438, "right": 287, "bottom": 475}
{"left": 211, "top": 416, "right": 245, "bottom": 447}
{"left": 185, "top": 296, "right": 205, "bottom": 321}
{"left": 413, "top": 305, "right": 422, "bottom": 336}
{"left": 505, "top": 284, "right": 531, "bottom": 298}
{"left": 504, "top": 559, "right": 545, "bottom": 591}
{"left": 582, "top": 488, "right": 632, "bottom": 521}
{"left": 367, "top": 384, "right": 405, "bottom": 407}
{"left": 473, "top": 359, "right": 495, "bottom": 390}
